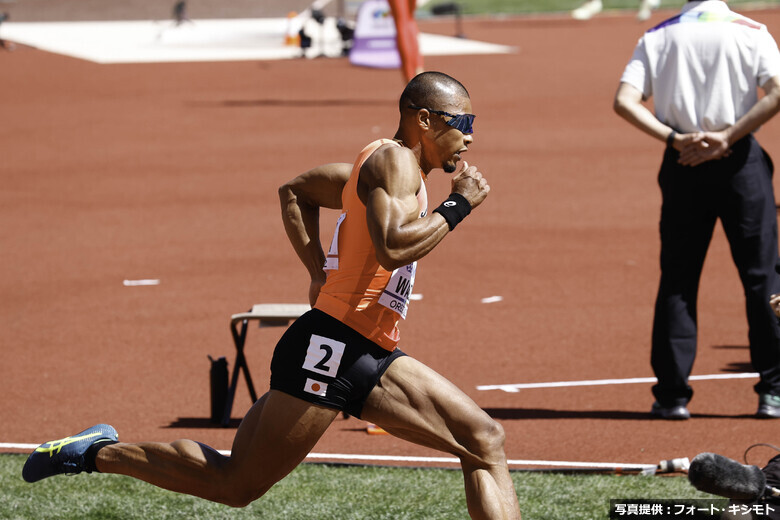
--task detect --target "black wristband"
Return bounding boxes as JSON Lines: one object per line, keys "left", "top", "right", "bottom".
{"left": 433, "top": 193, "right": 471, "bottom": 231}
{"left": 666, "top": 130, "right": 677, "bottom": 148}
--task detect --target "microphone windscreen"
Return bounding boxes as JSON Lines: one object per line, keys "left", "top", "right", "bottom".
{"left": 688, "top": 453, "right": 766, "bottom": 501}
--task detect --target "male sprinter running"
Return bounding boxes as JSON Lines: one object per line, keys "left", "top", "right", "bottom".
{"left": 23, "top": 71, "right": 521, "bottom": 519}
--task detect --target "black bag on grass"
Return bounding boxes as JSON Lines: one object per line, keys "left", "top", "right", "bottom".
{"left": 208, "top": 356, "right": 228, "bottom": 423}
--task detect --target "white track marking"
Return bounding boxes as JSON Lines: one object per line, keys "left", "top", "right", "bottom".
{"left": 0, "top": 443, "right": 654, "bottom": 470}
{"left": 477, "top": 372, "right": 759, "bottom": 393}
{"left": 2, "top": 19, "right": 515, "bottom": 64}
{"left": 123, "top": 279, "right": 160, "bottom": 286}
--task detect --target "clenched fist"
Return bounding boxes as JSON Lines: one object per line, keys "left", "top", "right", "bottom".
{"left": 451, "top": 161, "right": 490, "bottom": 210}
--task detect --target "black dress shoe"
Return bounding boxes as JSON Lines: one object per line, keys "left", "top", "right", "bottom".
{"left": 650, "top": 402, "right": 690, "bottom": 420}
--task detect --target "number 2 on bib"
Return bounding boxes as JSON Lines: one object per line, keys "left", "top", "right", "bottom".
{"left": 302, "top": 334, "right": 346, "bottom": 377}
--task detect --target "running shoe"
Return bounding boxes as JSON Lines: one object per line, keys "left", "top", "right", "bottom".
{"left": 757, "top": 393, "right": 780, "bottom": 419}
{"left": 637, "top": 0, "right": 660, "bottom": 21}
{"left": 571, "top": 0, "right": 602, "bottom": 20}
{"left": 22, "top": 424, "right": 118, "bottom": 483}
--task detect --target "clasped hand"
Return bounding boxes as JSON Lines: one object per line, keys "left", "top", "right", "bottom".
{"left": 674, "top": 131, "right": 732, "bottom": 167}
{"left": 770, "top": 294, "right": 780, "bottom": 318}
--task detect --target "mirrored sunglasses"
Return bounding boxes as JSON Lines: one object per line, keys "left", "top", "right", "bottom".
{"left": 408, "top": 104, "right": 475, "bottom": 134}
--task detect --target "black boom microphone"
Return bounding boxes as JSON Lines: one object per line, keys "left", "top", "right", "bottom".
{"left": 688, "top": 453, "right": 767, "bottom": 501}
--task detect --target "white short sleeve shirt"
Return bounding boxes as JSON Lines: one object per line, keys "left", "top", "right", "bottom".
{"left": 620, "top": 0, "right": 780, "bottom": 133}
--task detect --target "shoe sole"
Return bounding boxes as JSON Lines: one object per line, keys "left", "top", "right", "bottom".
{"left": 651, "top": 413, "right": 690, "bottom": 420}
{"left": 650, "top": 405, "right": 690, "bottom": 420}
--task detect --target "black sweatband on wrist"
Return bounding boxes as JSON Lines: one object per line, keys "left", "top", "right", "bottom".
{"left": 666, "top": 130, "right": 677, "bottom": 148}
{"left": 433, "top": 193, "right": 471, "bottom": 231}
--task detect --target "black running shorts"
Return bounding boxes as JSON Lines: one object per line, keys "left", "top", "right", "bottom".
{"left": 270, "top": 308, "right": 406, "bottom": 418}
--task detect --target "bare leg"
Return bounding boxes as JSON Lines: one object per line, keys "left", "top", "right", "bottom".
{"left": 388, "top": 0, "right": 423, "bottom": 82}
{"left": 97, "top": 391, "right": 338, "bottom": 507}
{"left": 362, "top": 357, "right": 521, "bottom": 519}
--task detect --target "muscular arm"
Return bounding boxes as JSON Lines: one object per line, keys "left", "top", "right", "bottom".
{"left": 361, "top": 145, "right": 488, "bottom": 271}
{"left": 279, "top": 163, "right": 352, "bottom": 304}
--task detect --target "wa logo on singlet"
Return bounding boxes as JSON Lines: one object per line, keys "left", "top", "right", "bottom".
{"left": 394, "top": 268, "right": 412, "bottom": 299}
{"left": 378, "top": 263, "right": 416, "bottom": 319}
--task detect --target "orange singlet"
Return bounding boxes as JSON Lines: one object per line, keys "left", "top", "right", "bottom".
{"left": 315, "top": 139, "right": 428, "bottom": 351}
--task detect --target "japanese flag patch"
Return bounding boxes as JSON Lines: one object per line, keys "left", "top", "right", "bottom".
{"left": 304, "top": 378, "right": 328, "bottom": 397}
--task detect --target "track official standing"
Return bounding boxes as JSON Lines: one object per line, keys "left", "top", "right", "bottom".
{"left": 614, "top": 0, "right": 780, "bottom": 419}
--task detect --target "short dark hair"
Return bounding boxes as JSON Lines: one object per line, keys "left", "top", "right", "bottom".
{"left": 399, "top": 71, "right": 470, "bottom": 113}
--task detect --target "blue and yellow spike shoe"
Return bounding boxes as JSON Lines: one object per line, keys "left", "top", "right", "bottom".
{"left": 22, "top": 424, "right": 118, "bottom": 483}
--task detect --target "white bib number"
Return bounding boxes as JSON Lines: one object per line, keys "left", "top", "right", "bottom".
{"left": 378, "top": 262, "right": 416, "bottom": 319}
{"left": 302, "top": 334, "right": 346, "bottom": 377}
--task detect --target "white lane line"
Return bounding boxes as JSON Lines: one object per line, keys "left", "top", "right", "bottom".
{"left": 0, "top": 443, "right": 654, "bottom": 470}
{"left": 477, "top": 372, "right": 759, "bottom": 393}
{"left": 0, "top": 443, "right": 39, "bottom": 450}
{"left": 304, "top": 453, "right": 656, "bottom": 470}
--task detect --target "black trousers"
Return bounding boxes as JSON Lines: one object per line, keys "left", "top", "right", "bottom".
{"left": 651, "top": 135, "right": 780, "bottom": 407}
